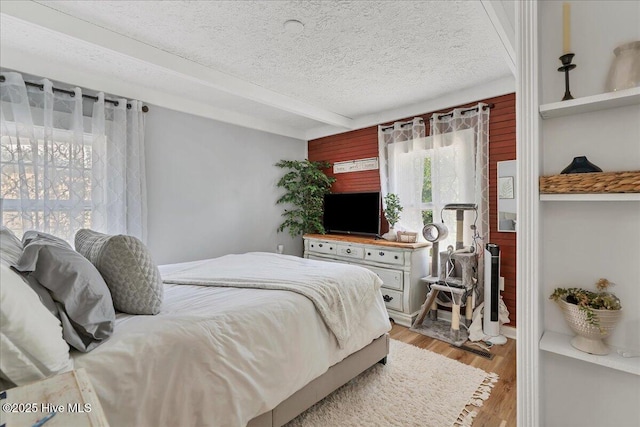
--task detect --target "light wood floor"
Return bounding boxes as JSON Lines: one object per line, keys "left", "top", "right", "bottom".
{"left": 389, "top": 323, "right": 516, "bottom": 427}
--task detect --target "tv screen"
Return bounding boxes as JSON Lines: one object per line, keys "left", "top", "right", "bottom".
{"left": 323, "top": 192, "right": 381, "bottom": 236}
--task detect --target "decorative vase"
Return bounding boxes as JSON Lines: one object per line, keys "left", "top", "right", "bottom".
{"left": 557, "top": 298, "right": 622, "bottom": 355}
{"left": 560, "top": 156, "right": 603, "bottom": 174}
{"left": 605, "top": 41, "right": 640, "bottom": 92}
{"left": 382, "top": 227, "right": 398, "bottom": 241}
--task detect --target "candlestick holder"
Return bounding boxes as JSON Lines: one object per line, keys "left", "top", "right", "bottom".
{"left": 558, "top": 53, "right": 576, "bottom": 101}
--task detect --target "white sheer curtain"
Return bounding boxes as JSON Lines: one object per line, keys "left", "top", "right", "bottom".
{"left": 0, "top": 72, "right": 147, "bottom": 243}
{"left": 378, "top": 117, "right": 426, "bottom": 233}
{"left": 430, "top": 103, "right": 490, "bottom": 290}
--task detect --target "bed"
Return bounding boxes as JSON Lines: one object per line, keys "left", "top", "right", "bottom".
{"left": 69, "top": 253, "right": 392, "bottom": 427}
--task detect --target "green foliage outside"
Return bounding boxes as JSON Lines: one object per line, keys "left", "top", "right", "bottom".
{"left": 275, "top": 159, "right": 336, "bottom": 237}
{"left": 383, "top": 193, "right": 403, "bottom": 228}
{"left": 421, "top": 156, "right": 433, "bottom": 225}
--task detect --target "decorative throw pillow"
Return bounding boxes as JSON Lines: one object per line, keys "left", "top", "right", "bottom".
{"left": 14, "top": 234, "right": 116, "bottom": 352}
{"left": 0, "top": 263, "right": 73, "bottom": 386}
{"left": 0, "top": 226, "right": 23, "bottom": 267}
{"left": 75, "top": 229, "right": 163, "bottom": 315}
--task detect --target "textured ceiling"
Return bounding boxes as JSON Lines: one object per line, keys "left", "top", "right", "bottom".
{"left": 1, "top": 0, "right": 513, "bottom": 139}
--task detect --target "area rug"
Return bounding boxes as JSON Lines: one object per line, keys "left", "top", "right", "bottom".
{"left": 286, "top": 339, "right": 498, "bottom": 427}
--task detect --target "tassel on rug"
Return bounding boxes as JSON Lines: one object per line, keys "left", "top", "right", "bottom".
{"left": 454, "top": 372, "right": 499, "bottom": 426}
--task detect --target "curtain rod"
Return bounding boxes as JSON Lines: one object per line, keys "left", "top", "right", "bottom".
{"left": 434, "top": 103, "right": 494, "bottom": 120}
{"left": 380, "top": 117, "right": 424, "bottom": 132}
{"left": 0, "top": 75, "right": 149, "bottom": 113}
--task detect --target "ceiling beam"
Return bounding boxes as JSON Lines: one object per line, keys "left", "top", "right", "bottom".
{"left": 0, "top": 1, "right": 354, "bottom": 130}
{"left": 0, "top": 44, "right": 308, "bottom": 141}
{"left": 480, "top": 0, "right": 516, "bottom": 76}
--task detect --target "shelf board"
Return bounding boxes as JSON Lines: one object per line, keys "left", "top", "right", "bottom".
{"left": 540, "top": 331, "right": 640, "bottom": 375}
{"left": 539, "top": 87, "right": 640, "bottom": 119}
{"left": 540, "top": 193, "right": 640, "bottom": 201}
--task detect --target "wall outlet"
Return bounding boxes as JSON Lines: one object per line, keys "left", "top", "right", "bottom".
{"left": 499, "top": 276, "right": 505, "bottom": 291}
{"left": 276, "top": 244, "right": 284, "bottom": 254}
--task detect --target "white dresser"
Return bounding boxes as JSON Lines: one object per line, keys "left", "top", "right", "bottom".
{"left": 303, "top": 234, "right": 430, "bottom": 327}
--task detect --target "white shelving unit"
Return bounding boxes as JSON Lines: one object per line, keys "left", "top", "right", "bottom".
{"left": 540, "top": 331, "right": 640, "bottom": 376}
{"left": 538, "top": 74, "right": 639, "bottom": 373}
{"left": 540, "top": 193, "right": 640, "bottom": 202}
{"left": 539, "top": 87, "right": 640, "bottom": 119}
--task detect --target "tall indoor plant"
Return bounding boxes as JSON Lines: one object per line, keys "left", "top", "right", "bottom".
{"left": 275, "top": 159, "right": 336, "bottom": 237}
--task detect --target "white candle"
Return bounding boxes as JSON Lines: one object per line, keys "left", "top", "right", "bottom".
{"left": 563, "top": 3, "right": 571, "bottom": 54}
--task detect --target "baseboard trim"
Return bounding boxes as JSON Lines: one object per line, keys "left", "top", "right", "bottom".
{"left": 434, "top": 309, "right": 517, "bottom": 341}
{"left": 502, "top": 325, "right": 517, "bottom": 340}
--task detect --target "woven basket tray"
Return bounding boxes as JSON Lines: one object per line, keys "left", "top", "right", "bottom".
{"left": 540, "top": 171, "right": 640, "bottom": 194}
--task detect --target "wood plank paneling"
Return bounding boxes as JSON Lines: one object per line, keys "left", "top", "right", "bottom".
{"left": 309, "top": 93, "right": 517, "bottom": 326}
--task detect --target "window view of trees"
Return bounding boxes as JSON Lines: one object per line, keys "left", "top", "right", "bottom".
{"left": 1, "top": 135, "right": 93, "bottom": 239}
{"left": 421, "top": 156, "right": 433, "bottom": 226}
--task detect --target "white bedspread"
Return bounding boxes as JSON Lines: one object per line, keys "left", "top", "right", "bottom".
{"left": 72, "top": 257, "right": 391, "bottom": 427}
{"left": 162, "top": 252, "right": 382, "bottom": 348}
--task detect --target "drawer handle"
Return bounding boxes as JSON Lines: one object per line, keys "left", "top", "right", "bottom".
{"left": 383, "top": 295, "right": 393, "bottom": 302}
{"left": 367, "top": 252, "right": 371, "bottom": 256}
{"left": 311, "top": 244, "right": 314, "bottom": 248}
{"left": 346, "top": 248, "right": 351, "bottom": 254}
{"left": 319, "top": 243, "right": 323, "bottom": 247}
{"left": 379, "top": 251, "right": 385, "bottom": 256}
{"left": 394, "top": 255, "right": 398, "bottom": 259}
{"left": 330, "top": 247, "right": 333, "bottom": 250}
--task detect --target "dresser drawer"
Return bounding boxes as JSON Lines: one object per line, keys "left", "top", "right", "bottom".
{"left": 336, "top": 244, "right": 364, "bottom": 259}
{"left": 381, "top": 288, "right": 403, "bottom": 312}
{"left": 364, "top": 248, "right": 404, "bottom": 265}
{"left": 364, "top": 265, "right": 403, "bottom": 291}
{"left": 307, "top": 240, "right": 337, "bottom": 255}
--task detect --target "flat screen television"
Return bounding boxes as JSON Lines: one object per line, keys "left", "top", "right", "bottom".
{"left": 323, "top": 192, "right": 381, "bottom": 236}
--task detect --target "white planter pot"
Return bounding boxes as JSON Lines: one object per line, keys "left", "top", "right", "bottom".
{"left": 382, "top": 227, "right": 397, "bottom": 241}
{"left": 558, "top": 298, "right": 622, "bottom": 355}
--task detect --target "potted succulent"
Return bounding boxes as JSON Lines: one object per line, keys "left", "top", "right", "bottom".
{"left": 549, "top": 278, "right": 622, "bottom": 355}
{"left": 382, "top": 193, "right": 402, "bottom": 241}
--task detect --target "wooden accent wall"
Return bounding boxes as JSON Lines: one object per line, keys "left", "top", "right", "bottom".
{"left": 308, "top": 93, "right": 517, "bottom": 327}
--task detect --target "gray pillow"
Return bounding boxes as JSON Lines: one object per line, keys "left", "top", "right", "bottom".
{"left": 75, "top": 229, "right": 163, "bottom": 315}
{"left": 22, "top": 230, "right": 71, "bottom": 249}
{"left": 14, "top": 235, "right": 115, "bottom": 352}
{"left": 0, "top": 226, "right": 23, "bottom": 267}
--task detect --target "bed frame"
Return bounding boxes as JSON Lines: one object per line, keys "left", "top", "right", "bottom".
{"left": 247, "top": 333, "right": 390, "bottom": 427}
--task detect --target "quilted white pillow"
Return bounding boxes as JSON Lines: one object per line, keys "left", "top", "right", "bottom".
{"left": 75, "top": 229, "right": 163, "bottom": 315}
{"left": 0, "top": 263, "right": 73, "bottom": 386}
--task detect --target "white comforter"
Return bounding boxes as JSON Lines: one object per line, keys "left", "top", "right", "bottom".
{"left": 72, "top": 256, "right": 391, "bottom": 427}
{"left": 162, "top": 252, "right": 382, "bottom": 348}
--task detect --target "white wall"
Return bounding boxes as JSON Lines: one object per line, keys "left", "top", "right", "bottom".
{"left": 540, "top": 1, "right": 640, "bottom": 104}
{"left": 539, "top": 2, "right": 640, "bottom": 426}
{"left": 144, "top": 106, "right": 307, "bottom": 264}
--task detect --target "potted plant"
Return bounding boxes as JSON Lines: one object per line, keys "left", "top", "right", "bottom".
{"left": 382, "top": 193, "right": 402, "bottom": 241}
{"left": 549, "top": 278, "right": 622, "bottom": 355}
{"left": 275, "top": 159, "right": 336, "bottom": 237}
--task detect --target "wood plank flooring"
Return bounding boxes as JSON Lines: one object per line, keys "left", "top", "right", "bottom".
{"left": 389, "top": 323, "right": 517, "bottom": 426}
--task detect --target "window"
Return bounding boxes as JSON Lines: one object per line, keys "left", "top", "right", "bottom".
{"left": 421, "top": 155, "right": 433, "bottom": 226}
{"left": 1, "top": 128, "right": 95, "bottom": 240}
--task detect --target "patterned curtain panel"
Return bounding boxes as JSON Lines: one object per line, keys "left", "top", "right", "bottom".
{"left": 0, "top": 72, "right": 147, "bottom": 243}
{"left": 430, "top": 103, "right": 490, "bottom": 292}
{"left": 378, "top": 117, "right": 426, "bottom": 234}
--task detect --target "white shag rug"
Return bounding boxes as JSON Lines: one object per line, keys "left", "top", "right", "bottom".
{"left": 286, "top": 339, "right": 498, "bottom": 427}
